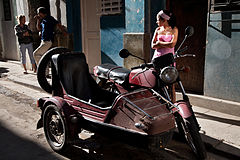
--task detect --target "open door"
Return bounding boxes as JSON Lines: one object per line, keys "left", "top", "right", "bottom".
{"left": 80, "top": 0, "right": 101, "bottom": 71}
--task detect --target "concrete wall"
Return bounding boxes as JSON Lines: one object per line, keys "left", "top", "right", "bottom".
{"left": 50, "top": 0, "right": 73, "bottom": 50}
{"left": 49, "top": 0, "right": 67, "bottom": 27}
{"left": 1, "top": 0, "right": 18, "bottom": 60}
{"left": 205, "top": 13, "right": 240, "bottom": 102}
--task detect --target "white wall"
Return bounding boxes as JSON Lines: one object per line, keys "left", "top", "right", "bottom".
{"left": 49, "top": 0, "right": 67, "bottom": 27}
{"left": 1, "top": 0, "right": 18, "bottom": 60}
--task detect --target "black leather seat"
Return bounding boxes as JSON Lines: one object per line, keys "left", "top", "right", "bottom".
{"left": 95, "top": 63, "right": 130, "bottom": 84}
{"left": 52, "top": 53, "right": 117, "bottom": 107}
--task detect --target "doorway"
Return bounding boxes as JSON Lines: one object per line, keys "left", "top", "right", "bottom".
{"left": 80, "top": 0, "right": 101, "bottom": 70}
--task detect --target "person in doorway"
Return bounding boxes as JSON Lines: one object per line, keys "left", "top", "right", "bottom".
{"left": 33, "top": 7, "right": 67, "bottom": 65}
{"left": 151, "top": 9, "right": 178, "bottom": 60}
{"left": 151, "top": 10, "right": 178, "bottom": 102}
{"left": 15, "top": 15, "right": 37, "bottom": 74}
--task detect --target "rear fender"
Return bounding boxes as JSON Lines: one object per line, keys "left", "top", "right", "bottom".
{"left": 37, "top": 96, "right": 80, "bottom": 129}
{"left": 173, "top": 101, "right": 192, "bottom": 118}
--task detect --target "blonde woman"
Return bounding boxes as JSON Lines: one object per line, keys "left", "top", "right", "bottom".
{"left": 15, "top": 15, "right": 37, "bottom": 74}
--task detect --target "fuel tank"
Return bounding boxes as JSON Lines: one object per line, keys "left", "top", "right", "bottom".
{"left": 129, "top": 68, "right": 156, "bottom": 88}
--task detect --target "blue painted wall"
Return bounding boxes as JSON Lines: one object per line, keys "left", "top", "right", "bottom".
{"left": 125, "top": 0, "right": 145, "bottom": 32}
{"left": 66, "top": 0, "right": 82, "bottom": 51}
{"left": 101, "top": 0, "right": 148, "bottom": 65}
{"left": 100, "top": 15, "right": 126, "bottom": 66}
{"left": 205, "top": 13, "right": 240, "bottom": 102}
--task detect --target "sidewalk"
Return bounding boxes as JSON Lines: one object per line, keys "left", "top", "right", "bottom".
{"left": 0, "top": 60, "right": 240, "bottom": 158}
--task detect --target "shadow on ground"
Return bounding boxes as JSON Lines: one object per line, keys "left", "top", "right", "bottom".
{"left": 0, "top": 67, "right": 9, "bottom": 76}
{"left": 0, "top": 123, "right": 61, "bottom": 160}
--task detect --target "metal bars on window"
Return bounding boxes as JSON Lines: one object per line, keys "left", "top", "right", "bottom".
{"left": 210, "top": 0, "right": 240, "bottom": 13}
{"left": 98, "top": 0, "right": 124, "bottom": 15}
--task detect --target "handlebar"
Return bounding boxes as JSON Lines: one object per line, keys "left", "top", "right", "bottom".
{"left": 131, "top": 63, "right": 153, "bottom": 70}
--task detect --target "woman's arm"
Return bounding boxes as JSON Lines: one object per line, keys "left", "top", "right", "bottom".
{"left": 152, "top": 27, "right": 178, "bottom": 49}
{"left": 14, "top": 26, "right": 23, "bottom": 38}
{"left": 151, "top": 28, "right": 159, "bottom": 49}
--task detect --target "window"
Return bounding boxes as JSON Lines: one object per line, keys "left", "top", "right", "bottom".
{"left": 100, "top": 0, "right": 124, "bottom": 15}
{"left": 210, "top": 0, "right": 240, "bottom": 12}
{"left": 3, "top": 0, "right": 12, "bottom": 21}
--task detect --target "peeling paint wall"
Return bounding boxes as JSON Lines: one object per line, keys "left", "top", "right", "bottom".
{"left": 125, "top": 0, "right": 145, "bottom": 33}
{"left": 205, "top": 13, "right": 240, "bottom": 102}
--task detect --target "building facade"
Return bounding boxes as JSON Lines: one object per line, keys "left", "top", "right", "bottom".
{"left": 1, "top": 0, "right": 239, "bottom": 102}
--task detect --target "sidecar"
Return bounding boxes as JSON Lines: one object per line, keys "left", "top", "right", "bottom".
{"left": 37, "top": 52, "right": 175, "bottom": 152}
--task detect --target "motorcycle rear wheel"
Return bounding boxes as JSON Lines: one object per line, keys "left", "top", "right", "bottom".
{"left": 178, "top": 115, "right": 207, "bottom": 159}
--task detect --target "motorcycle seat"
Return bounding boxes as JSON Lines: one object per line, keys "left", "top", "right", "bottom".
{"left": 95, "top": 63, "right": 130, "bottom": 84}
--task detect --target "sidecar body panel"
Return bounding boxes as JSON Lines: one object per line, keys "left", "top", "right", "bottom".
{"left": 109, "top": 89, "right": 175, "bottom": 135}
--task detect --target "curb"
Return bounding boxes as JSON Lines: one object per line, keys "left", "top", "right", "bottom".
{"left": 176, "top": 93, "right": 240, "bottom": 117}
{"left": 7, "top": 75, "right": 43, "bottom": 92}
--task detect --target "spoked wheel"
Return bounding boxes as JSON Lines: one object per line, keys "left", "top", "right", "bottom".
{"left": 177, "top": 115, "right": 207, "bottom": 159}
{"left": 43, "top": 105, "right": 70, "bottom": 152}
{"left": 37, "top": 47, "right": 70, "bottom": 94}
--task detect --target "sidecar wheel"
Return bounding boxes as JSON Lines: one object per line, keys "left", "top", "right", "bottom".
{"left": 179, "top": 116, "right": 207, "bottom": 159}
{"left": 43, "top": 104, "right": 70, "bottom": 152}
{"left": 37, "top": 47, "right": 70, "bottom": 94}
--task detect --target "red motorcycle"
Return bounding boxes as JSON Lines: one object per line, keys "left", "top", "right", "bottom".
{"left": 94, "top": 26, "right": 206, "bottom": 159}
{"left": 36, "top": 26, "right": 206, "bottom": 159}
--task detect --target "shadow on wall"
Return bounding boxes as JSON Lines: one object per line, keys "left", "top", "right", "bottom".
{"left": 101, "top": 51, "right": 117, "bottom": 65}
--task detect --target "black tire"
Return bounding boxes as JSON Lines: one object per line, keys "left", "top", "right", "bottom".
{"left": 178, "top": 115, "right": 207, "bottom": 159}
{"left": 43, "top": 104, "right": 70, "bottom": 152}
{"left": 37, "top": 47, "right": 70, "bottom": 93}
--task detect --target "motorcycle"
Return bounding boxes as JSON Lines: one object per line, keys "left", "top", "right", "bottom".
{"left": 93, "top": 26, "right": 207, "bottom": 159}
{"left": 36, "top": 50, "right": 177, "bottom": 156}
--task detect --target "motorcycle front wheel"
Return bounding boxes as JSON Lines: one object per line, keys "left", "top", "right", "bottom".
{"left": 177, "top": 115, "right": 207, "bottom": 159}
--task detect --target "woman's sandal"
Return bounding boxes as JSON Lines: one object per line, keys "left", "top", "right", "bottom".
{"left": 23, "top": 71, "right": 28, "bottom": 74}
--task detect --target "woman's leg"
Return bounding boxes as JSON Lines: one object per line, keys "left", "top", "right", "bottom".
{"left": 19, "top": 44, "right": 27, "bottom": 73}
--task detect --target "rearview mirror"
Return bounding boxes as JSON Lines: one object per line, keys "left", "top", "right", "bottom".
{"left": 185, "top": 26, "right": 194, "bottom": 38}
{"left": 119, "top": 49, "right": 131, "bottom": 58}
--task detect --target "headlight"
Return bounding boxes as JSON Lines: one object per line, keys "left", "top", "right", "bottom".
{"left": 160, "top": 66, "right": 178, "bottom": 84}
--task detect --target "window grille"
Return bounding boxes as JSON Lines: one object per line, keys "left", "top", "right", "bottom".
{"left": 210, "top": 0, "right": 240, "bottom": 12}
{"left": 100, "top": 0, "right": 124, "bottom": 15}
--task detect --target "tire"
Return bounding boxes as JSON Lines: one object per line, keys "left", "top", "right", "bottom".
{"left": 178, "top": 115, "right": 207, "bottom": 159}
{"left": 37, "top": 47, "right": 70, "bottom": 93}
{"left": 43, "top": 104, "right": 71, "bottom": 152}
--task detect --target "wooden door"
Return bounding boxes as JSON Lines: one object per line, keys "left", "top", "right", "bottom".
{"left": 81, "top": 0, "right": 101, "bottom": 70}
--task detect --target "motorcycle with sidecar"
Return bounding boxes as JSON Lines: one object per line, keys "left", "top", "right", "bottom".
{"left": 36, "top": 26, "right": 206, "bottom": 159}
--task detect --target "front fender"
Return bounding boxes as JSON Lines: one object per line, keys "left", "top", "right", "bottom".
{"left": 173, "top": 101, "right": 192, "bottom": 118}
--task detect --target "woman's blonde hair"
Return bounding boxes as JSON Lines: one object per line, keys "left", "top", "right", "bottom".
{"left": 16, "top": 15, "right": 25, "bottom": 23}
